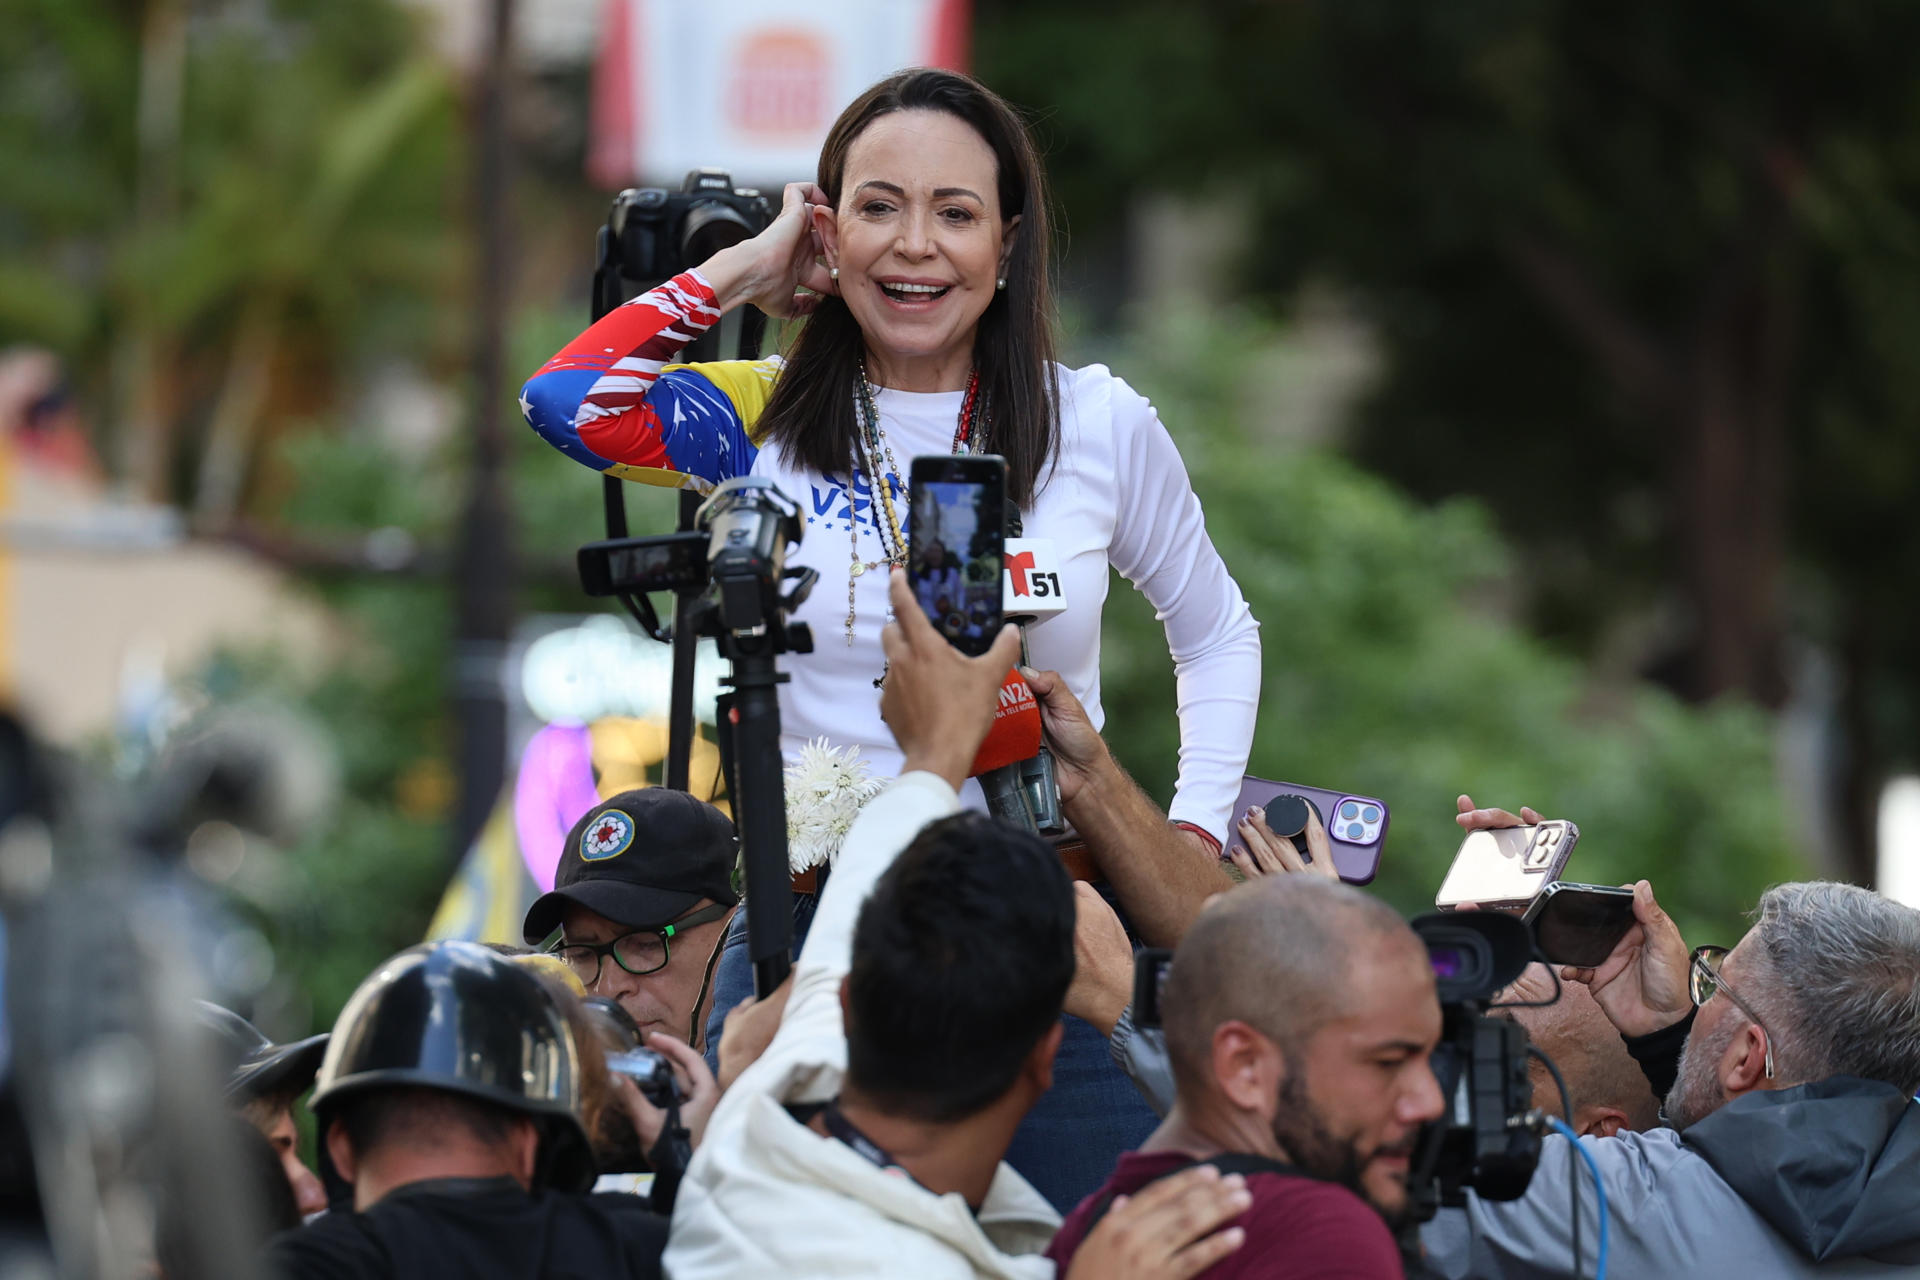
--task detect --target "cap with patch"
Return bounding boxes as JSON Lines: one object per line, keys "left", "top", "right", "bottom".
{"left": 522, "top": 788, "right": 738, "bottom": 944}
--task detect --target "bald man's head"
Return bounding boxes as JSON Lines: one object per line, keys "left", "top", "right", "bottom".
{"left": 1162, "top": 876, "right": 1424, "bottom": 1105}
{"left": 1507, "top": 966, "right": 1660, "bottom": 1135}
{"left": 1157, "top": 875, "right": 1445, "bottom": 1222}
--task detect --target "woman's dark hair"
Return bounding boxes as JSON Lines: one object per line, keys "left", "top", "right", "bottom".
{"left": 754, "top": 68, "right": 1060, "bottom": 508}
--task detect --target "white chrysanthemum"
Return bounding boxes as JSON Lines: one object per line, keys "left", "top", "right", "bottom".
{"left": 785, "top": 737, "right": 884, "bottom": 873}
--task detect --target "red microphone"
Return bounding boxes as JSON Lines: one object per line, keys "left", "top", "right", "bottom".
{"left": 969, "top": 669, "right": 1042, "bottom": 777}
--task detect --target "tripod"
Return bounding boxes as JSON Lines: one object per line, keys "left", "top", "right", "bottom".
{"left": 586, "top": 205, "right": 806, "bottom": 998}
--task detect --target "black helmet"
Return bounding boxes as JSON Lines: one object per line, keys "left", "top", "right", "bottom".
{"left": 195, "top": 1001, "right": 330, "bottom": 1104}
{"left": 311, "top": 941, "right": 593, "bottom": 1192}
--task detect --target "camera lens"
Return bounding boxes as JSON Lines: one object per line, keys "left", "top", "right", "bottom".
{"left": 1347, "top": 822, "right": 1365, "bottom": 840}
{"left": 681, "top": 199, "right": 756, "bottom": 267}
{"left": 1341, "top": 801, "right": 1359, "bottom": 819}
{"left": 1363, "top": 805, "right": 1380, "bottom": 823}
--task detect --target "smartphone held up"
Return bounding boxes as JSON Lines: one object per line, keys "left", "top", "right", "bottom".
{"left": 1529, "top": 882, "right": 1637, "bottom": 967}
{"left": 908, "top": 455, "right": 1006, "bottom": 656}
{"left": 1432, "top": 815, "right": 1638, "bottom": 968}
{"left": 1228, "top": 775, "right": 1391, "bottom": 885}
{"left": 1433, "top": 820, "right": 1581, "bottom": 914}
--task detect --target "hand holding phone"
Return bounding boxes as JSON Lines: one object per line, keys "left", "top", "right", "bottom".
{"left": 1227, "top": 776, "right": 1390, "bottom": 885}
{"left": 908, "top": 455, "right": 1006, "bottom": 657}
{"left": 1233, "top": 799, "right": 1340, "bottom": 881}
{"left": 1529, "top": 882, "right": 1636, "bottom": 967}
{"left": 1433, "top": 820, "right": 1580, "bottom": 913}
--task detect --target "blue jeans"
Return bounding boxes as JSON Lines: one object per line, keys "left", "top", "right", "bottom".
{"left": 705, "top": 886, "right": 1157, "bottom": 1216}
{"left": 703, "top": 891, "right": 817, "bottom": 1076}
{"left": 1003, "top": 883, "right": 1159, "bottom": 1214}
{"left": 1003, "top": 1011, "right": 1160, "bottom": 1213}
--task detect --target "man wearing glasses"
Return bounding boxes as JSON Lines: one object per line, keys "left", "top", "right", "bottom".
{"left": 1421, "top": 821, "right": 1920, "bottom": 1277}
{"left": 522, "top": 789, "right": 739, "bottom": 1056}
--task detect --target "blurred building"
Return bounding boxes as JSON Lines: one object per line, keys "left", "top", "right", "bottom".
{"left": 0, "top": 348, "right": 335, "bottom": 746}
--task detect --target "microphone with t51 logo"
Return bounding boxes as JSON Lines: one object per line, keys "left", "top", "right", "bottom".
{"left": 968, "top": 515, "right": 1067, "bottom": 834}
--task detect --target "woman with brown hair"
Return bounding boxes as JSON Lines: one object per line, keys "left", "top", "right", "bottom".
{"left": 522, "top": 67, "right": 1260, "bottom": 1211}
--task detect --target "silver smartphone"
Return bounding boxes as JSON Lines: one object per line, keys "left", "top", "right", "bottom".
{"left": 1433, "top": 820, "right": 1581, "bottom": 914}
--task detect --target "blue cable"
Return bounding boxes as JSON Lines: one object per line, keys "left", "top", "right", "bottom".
{"left": 1545, "top": 1116, "right": 1609, "bottom": 1280}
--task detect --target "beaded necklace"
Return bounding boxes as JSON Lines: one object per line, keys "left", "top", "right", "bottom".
{"left": 844, "top": 363, "right": 986, "bottom": 657}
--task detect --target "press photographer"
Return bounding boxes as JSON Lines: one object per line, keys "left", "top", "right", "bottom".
{"left": 520, "top": 787, "right": 739, "bottom": 1061}
{"left": 1419, "top": 867, "right": 1920, "bottom": 1278}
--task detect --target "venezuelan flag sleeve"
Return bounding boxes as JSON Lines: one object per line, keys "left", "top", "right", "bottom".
{"left": 518, "top": 269, "right": 779, "bottom": 494}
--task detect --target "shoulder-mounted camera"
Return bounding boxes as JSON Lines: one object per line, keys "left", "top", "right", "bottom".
{"left": 1405, "top": 910, "right": 1543, "bottom": 1221}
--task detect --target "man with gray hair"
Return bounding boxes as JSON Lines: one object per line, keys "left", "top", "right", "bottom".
{"left": 1049, "top": 875, "right": 1447, "bottom": 1279}
{"left": 1422, "top": 877, "right": 1920, "bottom": 1277}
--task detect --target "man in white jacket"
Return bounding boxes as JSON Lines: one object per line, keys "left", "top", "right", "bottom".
{"left": 665, "top": 570, "right": 1252, "bottom": 1280}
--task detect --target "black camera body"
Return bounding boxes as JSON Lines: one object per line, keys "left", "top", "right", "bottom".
{"left": 1405, "top": 911, "right": 1543, "bottom": 1220}
{"left": 699, "top": 477, "right": 807, "bottom": 640}
{"left": 604, "top": 1048, "right": 682, "bottom": 1110}
{"left": 609, "top": 169, "right": 774, "bottom": 286}
{"left": 577, "top": 531, "right": 710, "bottom": 597}
{"left": 577, "top": 478, "right": 811, "bottom": 637}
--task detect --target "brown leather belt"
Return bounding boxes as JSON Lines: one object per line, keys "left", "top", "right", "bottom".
{"left": 1054, "top": 838, "right": 1101, "bottom": 884}
{"left": 789, "top": 837, "right": 1102, "bottom": 894}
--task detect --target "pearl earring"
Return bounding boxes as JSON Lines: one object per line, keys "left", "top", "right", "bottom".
{"left": 830, "top": 267, "right": 839, "bottom": 281}
{"left": 996, "top": 277, "right": 1006, "bottom": 290}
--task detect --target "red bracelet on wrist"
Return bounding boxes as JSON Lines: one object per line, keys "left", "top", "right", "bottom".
{"left": 1172, "top": 821, "right": 1222, "bottom": 855}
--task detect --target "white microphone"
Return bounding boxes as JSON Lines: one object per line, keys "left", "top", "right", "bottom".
{"left": 1003, "top": 538, "right": 1067, "bottom": 624}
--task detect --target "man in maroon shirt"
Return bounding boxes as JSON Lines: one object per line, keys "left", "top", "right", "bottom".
{"left": 1048, "top": 877, "right": 1446, "bottom": 1279}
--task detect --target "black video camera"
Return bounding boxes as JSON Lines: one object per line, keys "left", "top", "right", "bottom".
{"left": 1128, "top": 910, "right": 1543, "bottom": 1225}
{"left": 608, "top": 169, "right": 774, "bottom": 286}
{"left": 1404, "top": 911, "right": 1542, "bottom": 1220}
{"left": 577, "top": 477, "right": 811, "bottom": 632}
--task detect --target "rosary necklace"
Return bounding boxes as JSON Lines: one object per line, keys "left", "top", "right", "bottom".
{"left": 844, "top": 363, "right": 986, "bottom": 675}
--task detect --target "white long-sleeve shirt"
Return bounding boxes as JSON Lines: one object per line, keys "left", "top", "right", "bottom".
{"left": 759, "top": 363, "right": 1261, "bottom": 842}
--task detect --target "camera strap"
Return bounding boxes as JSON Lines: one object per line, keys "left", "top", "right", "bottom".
{"left": 820, "top": 1098, "right": 907, "bottom": 1176}
{"left": 783, "top": 1098, "right": 946, "bottom": 1194}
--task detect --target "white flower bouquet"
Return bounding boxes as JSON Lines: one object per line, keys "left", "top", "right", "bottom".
{"left": 784, "top": 737, "right": 884, "bottom": 874}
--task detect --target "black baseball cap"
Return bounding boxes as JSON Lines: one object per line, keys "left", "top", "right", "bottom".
{"left": 522, "top": 788, "right": 739, "bottom": 944}
{"left": 195, "top": 1001, "right": 330, "bottom": 1104}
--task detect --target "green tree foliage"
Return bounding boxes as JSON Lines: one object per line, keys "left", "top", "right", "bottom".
{"left": 980, "top": 0, "right": 1920, "bottom": 885}
{"left": 0, "top": 0, "right": 460, "bottom": 510}
{"left": 1095, "top": 310, "right": 1804, "bottom": 944}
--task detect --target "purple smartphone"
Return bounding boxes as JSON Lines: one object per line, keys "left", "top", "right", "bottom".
{"left": 1226, "top": 775, "right": 1390, "bottom": 885}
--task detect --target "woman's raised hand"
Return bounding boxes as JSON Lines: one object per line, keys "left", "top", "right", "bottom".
{"left": 703, "top": 181, "right": 839, "bottom": 318}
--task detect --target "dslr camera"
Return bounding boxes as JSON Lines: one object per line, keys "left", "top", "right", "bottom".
{"left": 608, "top": 169, "right": 774, "bottom": 286}
{"left": 583, "top": 997, "right": 682, "bottom": 1110}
